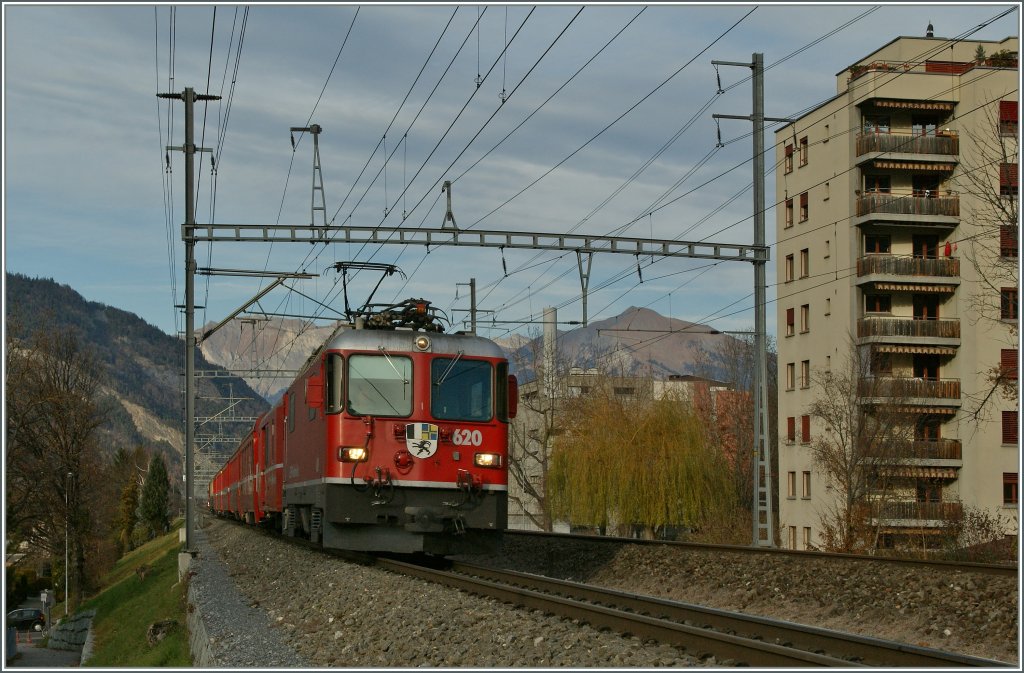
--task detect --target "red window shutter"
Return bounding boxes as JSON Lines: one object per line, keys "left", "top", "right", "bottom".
{"left": 1001, "top": 349, "right": 1018, "bottom": 380}
{"left": 1002, "top": 410, "right": 1018, "bottom": 444}
{"left": 801, "top": 415, "right": 811, "bottom": 443}
{"left": 1001, "top": 225, "right": 1018, "bottom": 249}
{"left": 787, "top": 417, "right": 796, "bottom": 442}
{"left": 800, "top": 192, "right": 808, "bottom": 207}
{"left": 1001, "top": 100, "right": 1018, "bottom": 122}
{"left": 786, "top": 308, "right": 795, "bottom": 327}
{"left": 1001, "top": 163, "right": 1019, "bottom": 188}
{"left": 785, "top": 144, "right": 794, "bottom": 156}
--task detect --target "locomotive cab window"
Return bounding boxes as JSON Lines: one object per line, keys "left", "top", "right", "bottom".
{"left": 431, "top": 357, "right": 493, "bottom": 422}
{"left": 326, "top": 353, "right": 344, "bottom": 414}
{"left": 347, "top": 353, "right": 412, "bottom": 417}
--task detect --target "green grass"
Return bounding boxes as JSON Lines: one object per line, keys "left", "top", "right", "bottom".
{"left": 79, "top": 522, "right": 191, "bottom": 667}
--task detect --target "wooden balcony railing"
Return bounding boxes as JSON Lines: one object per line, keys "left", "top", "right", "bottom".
{"left": 857, "top": 317, "right": 961, "bottom": 339}
{"left": 856, "top": 131, "right": 959, "bottom": 157}
{"left": 856, "top": 255, "right": 959, "bottom": 278}
{"left": 871, "top": 501, "right": 963, "bottom": 521}
{"left": 856, "top": 192, "right": 959, "bottom": 217}
{"left": 858, "top": 376, "right": 961, "bottom": 400}
{"left": 863, "top": 439, "right": 963, "bottom": 461}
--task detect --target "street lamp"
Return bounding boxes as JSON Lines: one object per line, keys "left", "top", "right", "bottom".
{"left": 65, "top": 471, "right": 72, "bottom": 618}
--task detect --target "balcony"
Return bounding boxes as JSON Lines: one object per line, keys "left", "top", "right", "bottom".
{"left": 856, "top": 255, "right": 959, "bottom": 278}
{"left": 871, "top": 501, "right": 963, "bottom": 523}
{"left": 857, "top": 376, "right": 961, "bottom": 401}
{"left": 862, "top": 438, "right": 963, "bottom": 462}
{"left": 857, "top": 316, "right": 960, "bottom": 340}
{"left": 856, "top": 192, "right": 959, "bottom": 217}
{"left": 856, "top": 131, "right": 959, "bottom": 157}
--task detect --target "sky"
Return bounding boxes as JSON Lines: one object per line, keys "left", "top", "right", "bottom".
{"left": 3, "top": 2, "right": 1020, "bottom": 345}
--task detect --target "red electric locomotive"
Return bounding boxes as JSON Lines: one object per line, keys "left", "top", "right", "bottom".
{"left": 208, "top": 298, "right": 517, "bottom": 556}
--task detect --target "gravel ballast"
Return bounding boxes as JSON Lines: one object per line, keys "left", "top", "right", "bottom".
{"left": 191, "top": 519, "right": 710, "bottom": 667}
{"left": 190, "top": 518, "right": 1018, "bottom": 667}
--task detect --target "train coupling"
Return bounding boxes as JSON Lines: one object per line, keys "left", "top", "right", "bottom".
{"left": 404, "top": 507, "right": 466, "bottom": 534}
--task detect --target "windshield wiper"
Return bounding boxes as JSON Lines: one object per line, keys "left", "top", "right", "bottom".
{"left": 434, "top": 350, "right": 464, "bottom": 386}
{"left": 377, "top": 345, "right": 409, "bottom": 384}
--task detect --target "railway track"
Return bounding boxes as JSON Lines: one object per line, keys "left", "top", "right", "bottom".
{"left": 375, "top": 557, "right": 1012, "bottom": 668}
{"left": 506, "top": 529, "right": 1018, "bottom": 577}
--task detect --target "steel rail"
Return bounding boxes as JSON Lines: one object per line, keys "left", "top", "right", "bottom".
{"left": 446, "top": 561, "right": 1012, "bottom": 668}
{"left": 505, "top": 529, "right": 1018, "bottom": 577}
{"left": 375, "top": 557, "right": 855, "bottom": 667}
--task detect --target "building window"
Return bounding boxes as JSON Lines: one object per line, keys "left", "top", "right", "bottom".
{"left": 824, "top": 239, "right": 830, "bottom": 258}
{"left": 864, "top": 174, "right": 891, "bottom": 193}
{"left": 788, "top": 526, "right": 797, "bottom": 549}
{"left": 1001, "top": 349, "right": 1018, "bottom": 381}
{"left": 1001, "top": 287, "right": 1018, "bottom": 320}
{"left": 866, "top": 294, "right": 892, "bottom": 314}
{"left": 784, "top": 143, "right": 794, "bottom": 173}
{"left": 785, "top": 307, "right": 795, "bottom": 337}
{"left": 825, "top": 298, "right": 831, "bottom": 316}
{"left": 863, "top": 114, "right": 890, "bottom": 134}
{"left": 1000, "top": 163, "right": 1018, "bottom": 196}
{"left": 1000, "top": 225, "right": 1018, "bottom": 258}
{"left": 800, "top": 360, "right": 810, "bottom": 388}
{"left": 801, "top": 415, "right": 811, "bottom": 444}
{"left": 799, "top": 249, "right": 809, "bottom": 278}
{"left": 786, "top": 363, "right": 796, "bottom": 391}
{"left": 784, "top": 198, "right": 794, "bottom": 228}
{"left": 823, "top": 123, "right": 830, "bottom": 142}
{"left": 799, "top": 136, "right": 808, "bottom": 166}
{"left": 787, "top": 471, "right": 797, "bottom": 497}
{"left": 799, "top": 192, "right": 809, "bottom": 221}
{"left": 1005, "top": 473, "right": 1019, "bottom": 505}
{"left": 786, "top": 417, "right": 796, "bottom": 443}
{"left": 865, "top": 234, "right": 891, "bottom": 254}
{"left": 802, "top": 527, "right": 812, "bottom": 549}
{"left": 802, "top": 471, "right": 811, "bottom": 498}
{"left": 800, "top": 304, "right": 809, "bottom": 333}
{"left": 1000, "top": 100, "right": 1018, "bottom": 136}
{"left": 1002, "top": 410, "right": 1018, "bottom": 444}
{"left": 824, "top": 181, "right": 830, "bottom": 200}
{"left": 871, "top": 350, "right": 892, "bottom": 375}
{"left": 826, "top": 355, "right": 831, "bottom": 370}
{"left": 785, "top": 254, "right": 794, "bottom": 282}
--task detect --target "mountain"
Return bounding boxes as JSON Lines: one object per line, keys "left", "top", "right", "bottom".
{"left": 195, "top": 305, "right": 744, "bottom": 401}
{"left": 506, "top": 306, "right": 744, "bottom": 383}
{"left": 198, "top": 318, "right": 342, "bottom": 404}
{"left": 4, "top": 273, "right": 269, "bottom": 480}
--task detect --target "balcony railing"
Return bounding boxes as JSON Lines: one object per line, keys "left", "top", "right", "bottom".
{"left": 857, "top": 317, "right": 961, "bottom": 339}
{"left": 858, "top": 376, "right": 961, "bottom": 400}
{"left": 856, "top": 255, "right": 959, "bottom": 278}
{"left": 856, "top": 192, "right": 960, "bottom": 217}
{"left": 864, "top": 439, "right": 963, "bottom": 461}
{"left": 856, "top": 131, "right": 959, "bottom": 157}
{"left": 871, "top": 501, "right": 963, "bottom": 521}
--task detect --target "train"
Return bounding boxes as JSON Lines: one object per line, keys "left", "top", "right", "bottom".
{"left": 207, "top": 298, "right": 517, "bottom": 556}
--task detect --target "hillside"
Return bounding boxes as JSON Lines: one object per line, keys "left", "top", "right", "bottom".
{"left": 4, "top": 273, "right": 269, "bottom": 477}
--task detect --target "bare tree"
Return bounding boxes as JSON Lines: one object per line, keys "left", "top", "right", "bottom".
{"left": 957, "top": 103, "right": 1019, "bottom": 423}
{"left": 807, "top": 342, "right": 917, "bottom": 553}
{"left": 5, "top": 325, "right": 110, "bottom": 611}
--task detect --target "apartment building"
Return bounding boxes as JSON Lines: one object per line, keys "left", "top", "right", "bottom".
{"left": 776, "top": 34, "right": 1019, "bottom": 551}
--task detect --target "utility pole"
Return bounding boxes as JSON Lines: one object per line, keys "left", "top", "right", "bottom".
{"left": 713, "top": 53, "right": 789, "bottom": 548}
{"left": 456, "top": 278, "right": 477, "bottom": 334}
{"left": 159, "top": 87, "right": 220, "bottom": 552}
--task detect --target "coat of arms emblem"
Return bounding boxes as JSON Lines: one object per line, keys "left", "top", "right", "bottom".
{"left": 405, "top": 422, "right": 439, "bottom": 458}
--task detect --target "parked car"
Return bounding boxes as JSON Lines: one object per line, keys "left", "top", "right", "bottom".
{"left": 6, "top": 608, "right": 45, "bottom": 631}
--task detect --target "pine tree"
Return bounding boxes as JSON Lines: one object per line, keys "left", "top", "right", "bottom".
{"left": 140, "top": 454, "right": 170, "bottom": 538}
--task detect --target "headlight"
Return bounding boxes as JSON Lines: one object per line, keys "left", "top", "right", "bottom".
{"left": 338, "top": 447, "right": 368, "bottom": 462}
{"left": 414, "top": 335, "right": 431, "bottom": 351}
{"left": 473, "top": 452, "right": 502, "bottom": 468}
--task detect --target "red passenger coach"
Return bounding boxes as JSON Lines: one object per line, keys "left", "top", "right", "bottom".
{"left": 208, "top": 299, "right": 517, "bottom": 556}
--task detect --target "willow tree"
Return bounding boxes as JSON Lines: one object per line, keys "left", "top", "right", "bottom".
{"left": 548, "top": 378, "right": 738, "bottom": 539}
